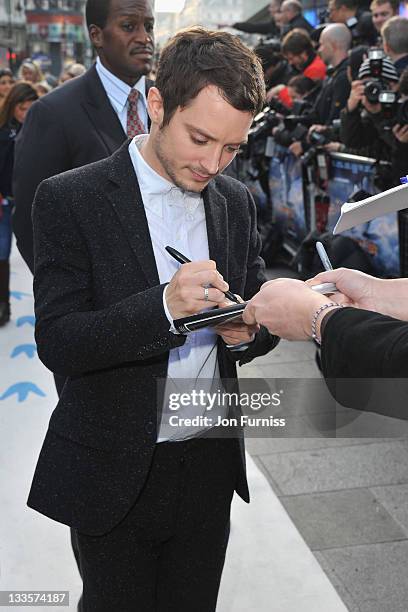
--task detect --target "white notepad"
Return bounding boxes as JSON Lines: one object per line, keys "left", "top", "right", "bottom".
{"left": 333, "top": 182, "right": 408, "bottom": 234}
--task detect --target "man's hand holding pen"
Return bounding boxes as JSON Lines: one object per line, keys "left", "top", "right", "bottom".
{"left": 166, "top": 260, "right": 229, "bottom": 319}
{"left": 164, "top": 246, "right": 258, "bottom": 345}
{"left": 165, "top": 259, "right": 259, "bottom": 345}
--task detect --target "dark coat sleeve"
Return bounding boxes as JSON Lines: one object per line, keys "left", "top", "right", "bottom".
{"left": 13, "top": 98, "right": 71, "bottom": 273}
{"left": 232, "top": 19, "right": 278, "bottom": 36}
{"left": 328, "top": 72, "right": 351, "bottom": 123}
{"left": 321, "top": 307, "right": 408, "bottom": 377}
{"left": 32, "top": 178, "right": 186, "bottom": 377}
{"left": 339, "top": 107, "right": 377, "bottom": 149}
{"left": 320, "top": 307, "right": 408, "bottom": 419}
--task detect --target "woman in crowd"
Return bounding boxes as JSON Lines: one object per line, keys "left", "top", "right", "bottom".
{"left": 0, "top": 82, "right": 38, "bottom": 326}
{"left": 17, "top": 60, "right": 44, "bottom": 85}
{"left": 0, "top": 69, "right": 15, "bottom": 110}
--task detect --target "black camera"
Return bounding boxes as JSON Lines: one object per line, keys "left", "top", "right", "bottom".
{"left": 273, "top": 123, "right": 308, "bottom": 148}
{"left": 248, "top": 107, "right": 281, "bottom": 141}
{"left": 241, "top": 107, "right": 283, "bottom": 158}
{"left": 308, "top": 120, "right": 341, "bottom": 146}
{"left": 364, "top": 79, "right": 386, "bottom": 104}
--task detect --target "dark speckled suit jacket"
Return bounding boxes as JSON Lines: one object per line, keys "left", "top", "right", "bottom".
{"left": 27, "top": 141, "right": 278, "bottom": 535}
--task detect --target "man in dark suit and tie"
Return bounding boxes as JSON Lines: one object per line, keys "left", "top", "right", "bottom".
{"left": 13, "top": 0, "right": 155, "bottom": 275}
{"left": 28, "top": 27, "right": 279, "bottom": 612}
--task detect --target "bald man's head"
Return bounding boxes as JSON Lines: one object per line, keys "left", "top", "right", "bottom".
{"left": 318, "top": 23, "right": 352, "bottom": 65}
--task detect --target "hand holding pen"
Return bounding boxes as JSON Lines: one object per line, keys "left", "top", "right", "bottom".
{"left": 165, "top": 246, "right": 240, "bottom": 304}
{"left": 164, "top": 246, "right": 239, "bottom": 320}
{"left": 310, "top": 241, "right": 338, "bottom": 295}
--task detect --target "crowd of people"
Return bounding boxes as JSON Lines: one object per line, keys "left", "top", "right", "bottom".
{"left": 0, "top": 58, "right": 86, "bottom": 326}
{"left": 2, "top": 1, "right": 408, "bottom": 329}
{"left": 230, "top": 0, "right": 408, "bottom": 181}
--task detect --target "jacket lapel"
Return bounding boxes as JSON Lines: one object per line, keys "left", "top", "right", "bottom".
{"left": 203, "top": 181, "right": 229, "bottom": 281}
{"left": 106, "top": 142, "right": 159, "bottom": 286}
{"left": 81, "top": 66, "right": 127, "bottom": 156}
{"left": 105, "top": 145, "right": 230, "bottom": 287}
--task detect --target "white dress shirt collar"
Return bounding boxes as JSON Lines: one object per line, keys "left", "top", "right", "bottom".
{"left": 129, "top": 135, "right": 202, "bottom": 219}
{"left": 95, "top": 57, "right": 147, "bottom": 115}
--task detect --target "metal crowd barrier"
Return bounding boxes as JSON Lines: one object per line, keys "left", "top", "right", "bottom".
{"left": 231, "top": 147, "right": 401, "bottom": 278}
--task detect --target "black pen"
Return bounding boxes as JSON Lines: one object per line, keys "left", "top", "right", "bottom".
{"left": 165, "top": 246, "right": 240, "bottom": 304}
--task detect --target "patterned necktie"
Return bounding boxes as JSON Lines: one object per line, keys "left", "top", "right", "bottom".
{"left": 127, "top": 89, "right": 145, "bottom": 137}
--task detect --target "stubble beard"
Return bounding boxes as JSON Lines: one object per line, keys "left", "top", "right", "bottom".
{"left": 153, "top": 129, "right": 205, "bottom": 194}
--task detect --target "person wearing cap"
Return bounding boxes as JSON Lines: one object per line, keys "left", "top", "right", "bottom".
{"left": 339, "top": 54, "right": 400, "bottom": 167}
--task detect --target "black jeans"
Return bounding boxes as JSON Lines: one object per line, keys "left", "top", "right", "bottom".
{"left": 74, "top": 437, "right": 238, "bottom": 612}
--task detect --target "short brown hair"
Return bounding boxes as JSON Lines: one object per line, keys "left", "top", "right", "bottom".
{"left": 282, "top": 28, "right": 314, "bottom": 57}
{"left": 155, "top": 27, "right": 265, "bottom": 127}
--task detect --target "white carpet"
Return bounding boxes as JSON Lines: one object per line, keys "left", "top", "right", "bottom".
{"left": 0, "top": 248, "right": 347, "bottom": 611}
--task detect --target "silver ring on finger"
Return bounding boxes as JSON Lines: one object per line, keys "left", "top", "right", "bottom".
{"left": 204, "top": 286, "right": 209, "bottom": 301}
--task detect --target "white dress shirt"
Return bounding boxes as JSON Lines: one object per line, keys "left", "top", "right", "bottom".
{"left": 128, "top": 135, "right": 227, "bottom": 442}
{"left": 95, "top": 57, "right": 148, "bottom": 134}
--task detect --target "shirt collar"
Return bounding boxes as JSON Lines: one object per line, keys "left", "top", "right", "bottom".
{"left": 128, "top": 135, "right": 202, "bottom": 218}
{"left": 95, "top": 57, "right": 146, "bottom": 113}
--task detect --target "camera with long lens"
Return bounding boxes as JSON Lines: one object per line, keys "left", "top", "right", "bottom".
{"left": 241, "top": 107, "right": 282, "bottom": 158}
{"left": 301, "top": 120, "right": 341, "bottom": 165}
{"left": 273, "top": 123, "right": 309, "bottom": 148}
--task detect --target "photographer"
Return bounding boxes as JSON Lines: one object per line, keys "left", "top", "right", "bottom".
{"left": 285, "top": 24, "right": 352, "bottom": 157}
{"left": 339, "top": 55, "right": 399, "bottom": 166}
{"left": 279, "top": 0, "right": 314, "bottom": 35}
{"left": 272, "top": 29, "right": 326, "bottom": 108}
{"left": 328, "top": 0, "right": 378, "bottom": 46}
{"left": 255, "top": 40, "right": 293, "bottom": 93}
{"left": 231, "top": 0, "right": 281, "bottom": 38}
{"left": 281, "top": 29, "right": 327, "bottom": 81}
